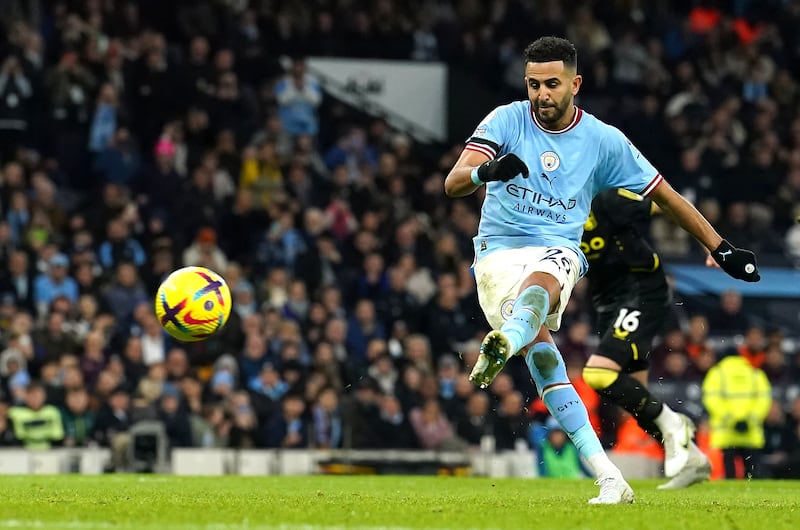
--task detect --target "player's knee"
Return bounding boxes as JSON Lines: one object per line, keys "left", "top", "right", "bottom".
{"left": 529, "top": 342, "right": 560, "bottom": 378}
{"left": 515, "top": 284, "right": 550, "bottom": 317}
{"left": 582, "top": 366, "right": 619, "bottom": 391}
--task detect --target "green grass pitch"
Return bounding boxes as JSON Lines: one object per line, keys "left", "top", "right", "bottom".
{"left": 0, "top": 476, "right": 798, "bottom": 530}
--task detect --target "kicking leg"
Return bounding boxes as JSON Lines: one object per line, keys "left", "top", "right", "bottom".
{"left": 527, "top": 333, "right": 633, "bottom": 504}
{"left": 470, "top": 273, "right": 559, "bottom": 388}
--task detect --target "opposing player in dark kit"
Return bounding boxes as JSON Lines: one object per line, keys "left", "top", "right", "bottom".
{"left": 581, "top": 189, "right": 711, "bottom": 489}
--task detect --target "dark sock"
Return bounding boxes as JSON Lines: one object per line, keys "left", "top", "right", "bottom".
{"left": 600, "top": 373, "right": 664, "bottom": 442}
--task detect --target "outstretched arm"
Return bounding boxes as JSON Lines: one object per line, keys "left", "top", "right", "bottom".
{"left": 648, "top": 180, "right": 722, "bottom": 251}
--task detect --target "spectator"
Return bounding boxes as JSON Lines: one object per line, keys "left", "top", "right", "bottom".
{"left": 685, "top": 346, "right": 717, "bottom": 382}
{"left": 5, "top": 191, "right": 31, "bottom": 249}
{"left": 33, "top": 253, "right": 78, "bottom": 317}
{"left": 0, "top": 250, "right": 36, "bottom": 312}
{"left": 761, "top": 345, "right": 791, "bottom": 386}
{"left": 350, "top": 251, "right": 390, "bottom": 305}
{"left": 158, "top": 389, "right": 193, "bottom": 448}
{"left": 46, "top": 51, "right": 96, "bottom": 184}
{"left": 703, "top": 349, "right": 772, "bottom": 478}
{"left": 79, "top": 331, "right": 107, "bottom": 388}
{"left": 92, "top": 386, "right": 132, "bottom": 471}
{"left": 256, "top": 210, "right": 305, "bottom": 271}
{"left": 175, "top": 166, "right": 222, "bottom": 243}
{"left": 8, "top": 382, "right": 64, "bottom": 449}
{"left": 421, "top": 273, "right": 474, "bottom": 360}
{"left": 558, "top": 319, "right": 591, "bottom": 366}
{"left": 182, "top": 227, "right": 228, "bottom": 272}
{"left": 368, "top": 354, "right": 398, "bottom": 397}
{"left": 104, "top": 262, "right": 147, "bottom": 334}
{"left": 437, "top": 354, "right": 464, "bottom": 419}
{"left": 345, "top": 298, "right": 386, "bottom": 371}
{"left": 249, "top": 363, "right": 288, "bottom": 402}
{"left": 6, "top": 366, "right": 30, "bottom": 406}
{"left": 92, "top": 127, "right": 142, "bottom": 189}
{"left": 194, "top": 404, "right": 230, "bottom": 448}
{"left": 456, "top": 391, "right": 492, "bottom": 448}
{"left": 121, "top": 336, "right": 147, "bottom": 389}
{"left": 310, "top": 340, "right": 344, "bottom": 393}
{"left": 761, "top": 402, "right": 794, "bottom": 478}
{"left": 377, "top": 265, "right": 419, "bottom": 332}
{"left": 32, "top": 310, "right": 79, "bottom": 367}
{"left": 250, "top": 114, "right": 293, "bottom": 164}
{"left": 165, "top": 348, "right": 190, "bottom": 382}
{"left": 261, "top": 393, "right": 307, "bottom": 449}
{"left": 0, "top": 54, "right": 35, "bottom": 159}
{"left": 61, "top": 387, "right": 95, "bottom": 447}
{"left": 282, "top": 279, "right": 310, "bottom": 324}
{"left": 311, "top": 386, "right": 342, "bottom": 449}
{"left": 98, "top": 218, "right": 147, "bottom": 271}
{"left": 650, "top": 330, "right": 690, "bottom": 382}
{"left": 493, "top": 391, "right": 530, "bottom": 451}
{"left": 203, "top": 365, "right": 232, "bottom": 403}
{"left": 240, "top": 141, "right": 283, "bottom": 210}
{"left": 88, "top": 83, "right": 121, "bottom": 154}
{"left": 141, "top": 138, "right": 183, "bottom": 220}
{"left": 738, "top": 326, "right": 767, "bottom": 369}
{"left": 139, "top": 314, "right": 169, "bottom": 367}
{"left": 274, "top": 58, "right": 322, "bottom": 138}
{"left": 324, "top": 127, "right": 378, "bottom": 174}
{"left": 708, "top": 290, "right": 750, "bottom": 336}
{"left": 341, "top": 378, "right": 382, "bottom": 448}
{"left": 537, "top": 417, "right": 584, "bottom": 479}
{"left": 375, "top": 394, "right": 418, "bottom": 449}
{"left": 0, "top": 332, "right": 30, "bottom": 393}
{"left": 409, "top": 398, "right": 467, "bottom": 451}
{"left": 685, "top": 314, "right": 713, "bottom": 360}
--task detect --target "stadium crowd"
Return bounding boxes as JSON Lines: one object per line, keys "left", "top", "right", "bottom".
{"left": 0, "top": 0, "right": 799, "bottom": 477}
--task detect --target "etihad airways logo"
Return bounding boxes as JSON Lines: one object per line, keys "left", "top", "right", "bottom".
{"left": 505, "top": 183, "right": 577, "bottom": 210}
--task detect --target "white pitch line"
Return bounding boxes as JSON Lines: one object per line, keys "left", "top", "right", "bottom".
{"left": 0, "top": 521, "right": 503, "bottom": 530}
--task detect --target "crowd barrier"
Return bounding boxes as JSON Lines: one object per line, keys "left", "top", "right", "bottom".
{"left": 0, "top": 447, "right": 661, "bottom": 479}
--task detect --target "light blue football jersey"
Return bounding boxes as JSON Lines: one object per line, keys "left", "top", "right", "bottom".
{"left": 465, "top": 100, "right": 662, "bottom": 275}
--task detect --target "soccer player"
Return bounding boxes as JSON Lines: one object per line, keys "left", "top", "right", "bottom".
{"left": 444, "top": 37, "right": 759, "bottom": 504}
{"left": 581, "top": 189, "right": 712, "bottom": 489}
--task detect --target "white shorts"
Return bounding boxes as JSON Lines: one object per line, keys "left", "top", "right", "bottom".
{"left": 473, "top": 246, "right": 581, "bottom": 332}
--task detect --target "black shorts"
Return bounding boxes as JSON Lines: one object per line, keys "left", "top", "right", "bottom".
{"left": 594, "top": 301, "right": 669, "bottom": 373}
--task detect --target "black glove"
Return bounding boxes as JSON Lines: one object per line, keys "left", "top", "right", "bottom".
{"left": 476, "top": 153, "right": 529, "bottom": 183}
{"left": 733, "top": 420, "right": 750, "bottom": 433}
{"left": 712, "top": 240, "right": 760, "bottom": 282}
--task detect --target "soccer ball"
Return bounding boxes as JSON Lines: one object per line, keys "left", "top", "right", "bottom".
{"left": 154, "top": 266, "right": 232, "bottom": 342}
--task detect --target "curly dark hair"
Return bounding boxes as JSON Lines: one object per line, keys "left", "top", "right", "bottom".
{"left": 523, "top": 37, "right": 577, "bottom": 69}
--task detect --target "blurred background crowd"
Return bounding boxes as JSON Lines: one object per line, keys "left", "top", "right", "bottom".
{"left": 0, "top": 0, "right": 799, "bottom": 479}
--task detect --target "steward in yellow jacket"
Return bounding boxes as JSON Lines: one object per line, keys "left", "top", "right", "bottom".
{"left": 702, "top": 353, "right": 771, "bottom": 450}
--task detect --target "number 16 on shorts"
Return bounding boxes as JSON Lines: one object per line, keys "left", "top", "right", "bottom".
{"left": 612, "top": 308, "right": 641, "bottom": 339}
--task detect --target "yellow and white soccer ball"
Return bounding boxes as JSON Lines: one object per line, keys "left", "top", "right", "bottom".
{"left": 154, "top": 266, "right": 232, "bottom": 342}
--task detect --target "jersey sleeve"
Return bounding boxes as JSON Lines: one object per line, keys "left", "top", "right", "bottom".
{"left": 596, "top": 125, "right": 663, "bottom": 197}
{"left": 464, "top": 105, "right": 515, "bottom": 160}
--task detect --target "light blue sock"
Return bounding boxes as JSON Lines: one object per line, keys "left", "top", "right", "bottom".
{"left": 526, "top": 342, "right": 604, "bottom": 459}
{"left": 500, "top": 285, "right": 549, "bottom": 354}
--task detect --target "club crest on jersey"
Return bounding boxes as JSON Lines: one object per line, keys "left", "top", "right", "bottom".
{"left": 540, "top": 151, "right": 560, "bottom": 172}
{"left": 500, "top": 299, "right": 515, "bottom": 320}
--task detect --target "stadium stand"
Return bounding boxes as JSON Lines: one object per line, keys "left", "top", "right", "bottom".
{"left": 0, "top": 0, "right": 799, "bottom": 478}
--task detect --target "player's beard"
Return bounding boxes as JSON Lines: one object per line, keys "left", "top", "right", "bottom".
{"left": 532, "top": 97, "right": 570, "bottom": 128}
